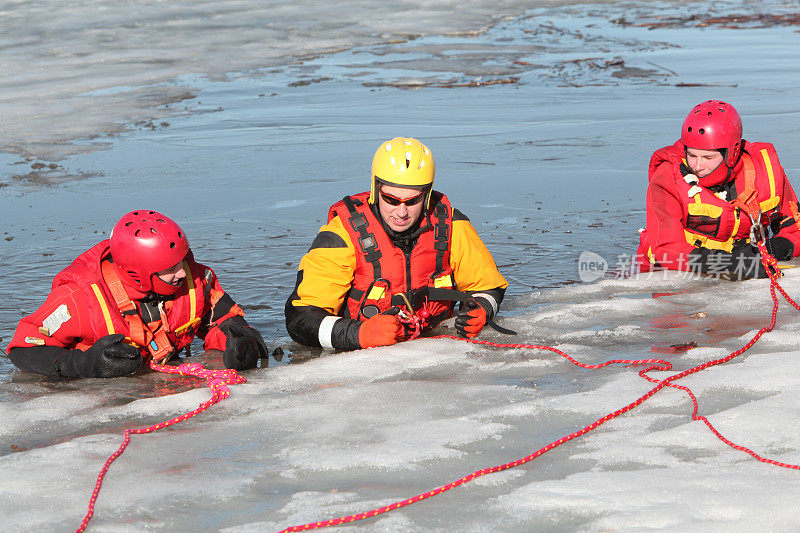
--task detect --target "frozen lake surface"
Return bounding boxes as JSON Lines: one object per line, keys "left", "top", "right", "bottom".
{"left": 2, "top": 0, "right": 800, "bottom": 530}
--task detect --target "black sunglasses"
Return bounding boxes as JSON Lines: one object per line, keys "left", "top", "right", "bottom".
{"left": 379, "top": 189, "right": 426, "bottom": 206}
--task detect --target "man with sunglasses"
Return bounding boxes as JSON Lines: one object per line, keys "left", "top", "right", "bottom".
{"left": 286, "top": 137, "right": 508, "bottom": 351}
{"left": 6, "top": 210, "right": 268, "bottom": 378}
{"left": 638, "top": 100, "right": 800, "bottom": 279}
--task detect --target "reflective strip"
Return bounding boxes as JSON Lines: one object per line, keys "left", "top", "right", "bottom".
{"left": 172, "top": 261, "right": 199, "bottom": 333}
{"left": 684, "top": 230, "right": 734, "bottom": 252}
{"left": 174, "top": 317, "right": 201, "bottom": 334}
{"left": 183, "top": 261, "right": 196, "bottom": 319}
{"left": 761, "top": 149, "right": 776, "bottom": 199}
{"left": 318, "top": 316, "right": 341, "bottom": 350}
{"left": 471, "top": 293, "right": 498, "bottom": 317}
{"left": 90, "top": 283, "right": 115, "bottom": 335}
{"left": 687, "top": 201, "right": 723, "bottom": 218}
{"left": 367, "top": 286, "right": 386, "bottom": 300}
{"left": 759, "top": 196, "right": 781, "bottom": 213}
{"left": 433, "top": 274, "right": 453, "bottom": 288}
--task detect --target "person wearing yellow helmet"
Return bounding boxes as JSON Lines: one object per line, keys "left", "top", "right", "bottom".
{"left": 285, "top": 137, "right": 508, "bottom": 351}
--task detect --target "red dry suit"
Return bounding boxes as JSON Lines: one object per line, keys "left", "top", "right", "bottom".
{"left": 637, "top": 140, "right": 800, "bottom": 271}
{"left": 7, "top": 240, "right": 234, "bottom": 357}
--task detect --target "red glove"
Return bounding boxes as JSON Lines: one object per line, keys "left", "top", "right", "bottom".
{"left": 358, "top": 314, "right": 403, "bottom": 348}
{"left": 455, "top": 298, "right": 488, "bottom": 338}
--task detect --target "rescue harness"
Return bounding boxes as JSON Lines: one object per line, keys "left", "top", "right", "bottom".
{"left": 334, "top": 193, "right": 516, "bottom": 337}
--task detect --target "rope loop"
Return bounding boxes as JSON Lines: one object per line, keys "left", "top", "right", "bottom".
{"left": 275, "top": 249, "right": 800, "bottom": 533}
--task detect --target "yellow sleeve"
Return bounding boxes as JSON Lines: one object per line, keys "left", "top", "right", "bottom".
{"left": 450, "top": 218, "right": 508, "bottom": 291}
{"left": 292, "top": 216, "right": 357, "bottom": 315}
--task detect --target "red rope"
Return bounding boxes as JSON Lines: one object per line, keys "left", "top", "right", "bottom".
{"left": 74, "top": 361, "right": 245, "bottom": 533}
{"left": 276, "top": 245, "right": 800, "bottom": 532}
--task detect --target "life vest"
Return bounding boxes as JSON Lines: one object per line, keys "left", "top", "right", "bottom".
{"left": 643, "top": 141, "right": 790, "bottom": 264}
{"left": 52, "top": 240, "right": 207, "bottom": 359}
{"left": 327, "top": 191, "right": 456, "bottom": 333}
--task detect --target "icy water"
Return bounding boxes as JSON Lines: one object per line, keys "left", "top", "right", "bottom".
{"left": 2, "top": 0, "right": 800, "bottom": 531}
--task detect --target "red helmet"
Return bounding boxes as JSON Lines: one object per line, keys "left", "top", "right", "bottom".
{"left": 681, "top": 100, "right": 743, "bottom": 167}
{"left": 110, "top": 210, "right": 190, "bottom": 295}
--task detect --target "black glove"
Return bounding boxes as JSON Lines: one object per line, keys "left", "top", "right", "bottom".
{"left": 689, "top": 242, "right": 768, "bottom": 280}
{"left": 218, "top": 316, "right": 268, "bottom": 370}
{"left": 455, "top": 297, "right": 492, "bottom": 339}
{"left": 767, "top": 236, "right": 794, "bottom": 261}
{"left": 56, "top": 334, "right": 142, "bottom": 378}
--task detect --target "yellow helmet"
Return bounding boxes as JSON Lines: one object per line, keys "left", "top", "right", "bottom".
{"left": 369, "top": 137, "right": 435, "bottom": 207}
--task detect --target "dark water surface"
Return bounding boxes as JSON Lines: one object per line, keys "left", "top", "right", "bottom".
{"left": 2, "top": 0, "right": 800, "bottom": 385}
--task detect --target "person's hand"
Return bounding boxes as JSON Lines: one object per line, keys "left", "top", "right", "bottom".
{"left": 455, "top": 298, "right": 488, "bottom": 338}
{"left": 58, "top": 334, "right": 142, "bottom": 378}
{"left": 358, "top": 314, "right": 403, "bottom": 348}
{"left": 218, "top": 317, "right": 268, "bottom": 370}
{"left": 708, "top": 242, "right": 773, "bottom": 280}
{"left": 767, "top": 236, "right": 794, "bottom": 261}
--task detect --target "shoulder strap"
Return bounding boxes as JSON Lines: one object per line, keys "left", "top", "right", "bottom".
{"left": 342, "top": 195, "right": 383, "bottom": 280}
{"left": 100, "top": 260, "right": 174, "bottom": 361}
{"left": 101, "top": 260, "right": 146, "bottom": 346}
{"left": 731, "top": 153, "right": 760, "bottom": 223}
{"left": 431, "top": 195, "right": 451, "bottom": 276}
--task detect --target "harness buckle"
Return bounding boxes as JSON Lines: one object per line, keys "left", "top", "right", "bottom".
{"left": 434, "top": 222, "right": 449, "bottom": 242}
{"left": 348, "top": 212, "right": 368, "bottom": 232}
{"left": 358, "top": 234, "right": 376, "bottom": 252}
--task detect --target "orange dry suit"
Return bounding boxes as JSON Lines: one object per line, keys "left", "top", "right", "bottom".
{"left": 7, "top": 240, "right": 247, "bottom": 377}
{"left": 637, "top": 140, "right": 800, "bottom": 273}
{"left": 285, "top": 190, "right": 508, "bottom": 351}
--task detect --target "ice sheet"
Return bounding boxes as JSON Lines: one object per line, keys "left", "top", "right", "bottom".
{"left": 3, "top": 0, "right": 800, "bottom": 530}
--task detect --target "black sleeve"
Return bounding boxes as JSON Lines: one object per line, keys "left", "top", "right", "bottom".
{"left": 462, "top": 287, "right": 506, "bottom": 319}
{"left": 285, "top": 270, "right": 333, "bottom": 348}
{"left": 8, "top": 345, "right": 70, "bottom": 378}
{"left": 285, "top": 270, "right": 362, "bottom": 351}
{"left": 330, "top": 318, "right": 361, "bottom": 351}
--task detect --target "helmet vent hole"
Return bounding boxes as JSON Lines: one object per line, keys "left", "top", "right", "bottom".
{"left": 125, "top": 222, "right": 132, "bottom": 226}
{"left": 132, "top": 211, "right": 139, "bottom": 215}
{"left": 134, "top": 229, "right": 140, "bottom": 237}
{"left": 178, "top": 231, "right": 183, "bottom": 238}
{"left": 150, "top": 227, "right": 157, "bottom": 234}
{"left": 170, "top": 242, "right": 176, "bottom": 249}
{"left": 698, "top": 128, "right": 705, "bottom": 135}
{"left": 156, "top": 218, "right": 165, "bottom": 223}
